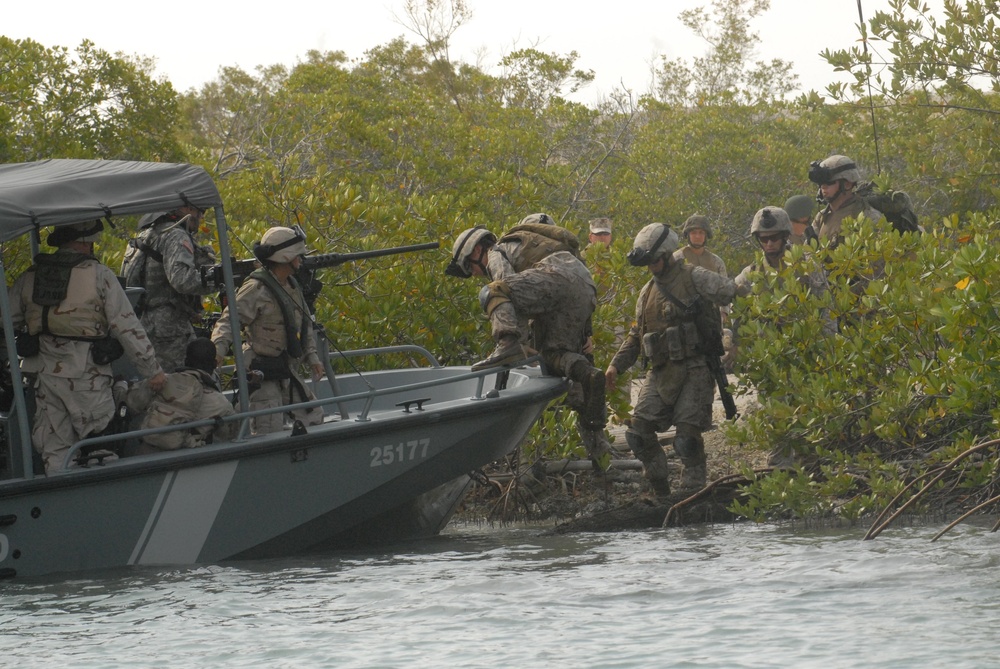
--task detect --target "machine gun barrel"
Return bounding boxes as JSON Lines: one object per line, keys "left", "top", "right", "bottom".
{"left": 302, "top": 241, "right": 440, "bottom": 270}
{"left": 202, "top": 240, "right": 440, "bottom": 312}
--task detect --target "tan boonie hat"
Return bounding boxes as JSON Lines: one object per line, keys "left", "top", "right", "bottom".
{"left": 589, "top": 218, "right": 612, "bottom": 234}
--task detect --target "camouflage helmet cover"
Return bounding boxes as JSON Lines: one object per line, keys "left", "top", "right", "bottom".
{"left": 682, "top": 214, "right": 712, "bottom": 239}
{"left": 254, "top": 226, "right": 310, "bottom": 263}
{"left": 808, "top": 154, "right": 863, "bottom": 185}
{"left": 518, "top": 213, "right": 554, "bottom": 226}
{"left": 446, "top": 226, "right": 497, "bottom": 278}
{"left": 626, "top": 223, "right": 679, "bottom": 266}
{"left": 750, "top": 206, "right": 792, "bottom": 236}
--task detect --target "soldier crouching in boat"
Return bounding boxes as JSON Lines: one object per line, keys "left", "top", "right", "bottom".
{"left": 119, "top": 337, "right": 236, "bottom": 453}
{"left": 211, "top": 226, "right": 325, "bottom": 435}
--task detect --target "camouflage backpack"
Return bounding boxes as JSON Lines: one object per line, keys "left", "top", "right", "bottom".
{"left": 855, "top": 181, "right": 920, "bottom": 233}
{"left": 498, "top": 222, "right": 582, "bottom": 268}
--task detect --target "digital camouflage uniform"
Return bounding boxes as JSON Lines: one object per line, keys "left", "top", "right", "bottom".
{"left": 610, "top": 261, "right": 735, "bottom": 495}
{"left": 211, "top": 271, "right": 324, "bottom": 435}
{"left": 124, "top": 368, "right": 236, "bottom": 453}
{"left": 130, "top": 218, "right": 216, "bottom": 372}
{"left": 9, "top": 251, "right": 163, "bottom": 473}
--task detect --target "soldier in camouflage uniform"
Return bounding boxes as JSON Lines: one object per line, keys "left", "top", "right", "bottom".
{"left": 673, "top": 214, "right": 728, "bottom": 276}
{"left": 783, "top": 195, "right": 819, "bottom": 246}
{"left": 735, "top": 206, "right": 830, "bottom": 301}
{"left": 123, "top": 206, "right": 217, "bottom": 372}
{"left": 808, "top": 155, "right": 881, "bottom": 246}
{"left": 211, "top": 226, "right": 325, "bottom": 435}
{"left": 446, "top": 218, "right": 607, "bottom": 432}
{"left": 606, "top": 223, "right": 736, "bottom": 496}
{"left": 121, "top": 337, "right": 236, "bottom": 454}
{"left": 9, "top": 221, "right": 166, "bottom": 473}
{"left": 674, "top": 214, "right": 734, "bottom": 371}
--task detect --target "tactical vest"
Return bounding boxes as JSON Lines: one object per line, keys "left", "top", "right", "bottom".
{"left": 639, "top": 267, "right": 724, "bottom": 357}
{"left": 247, "top": 269, "right": 308, "bottom": 359}
{"left": 130, "top": 223, "right": 204, "bottom": 317}
{"left": 25, "top": 256, "right": 108, "bottom": 338}
{"left": 497, "top": 223, "right": 581, "bottom": 271}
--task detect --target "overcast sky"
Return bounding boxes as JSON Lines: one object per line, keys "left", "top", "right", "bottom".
{"left": 5, "top": 1, "right": 937, "bottom": 103}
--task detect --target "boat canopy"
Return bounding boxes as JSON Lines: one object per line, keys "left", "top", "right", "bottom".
{"left": 0, "top": 159, "right": 223, "bottom": 242}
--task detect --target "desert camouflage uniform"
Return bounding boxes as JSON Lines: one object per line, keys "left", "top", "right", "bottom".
{"left": 485, "top": 240, "right": 597, "bottom": 381}
{"left": 211, "top": 271, "right": 324, "bottom": 434}
{"left": 124, "top": 368, "right": 236, "bottom": 453}
{"left": 137, "top": 220, "right": 215, "bottom": 372}
{"left": 610, "top": 262, "right": 735, "bottom": 493}
{"left": 9, "top": 252, "right": 163, "bottom": 472}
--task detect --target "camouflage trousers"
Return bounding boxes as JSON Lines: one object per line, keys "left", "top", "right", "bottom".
{"left": 32, "top": 372, "right": 114, "bottom": 473}
{"left": 249, "top": 377, "right": 324, "bottom": 435}
{"left": 142, "top": 305, "right": 196, "bottom": 373}
{"left": 631, "top": 358, "right": 714, "bottom": 434}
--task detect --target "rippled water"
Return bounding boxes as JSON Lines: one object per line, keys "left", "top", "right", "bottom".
{"left": 1, "top": 520, "right": 998, "bottom": 668}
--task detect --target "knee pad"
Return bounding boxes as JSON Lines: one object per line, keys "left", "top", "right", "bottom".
{"left": 478, "top": 281, "right": 512, "bottom": 317}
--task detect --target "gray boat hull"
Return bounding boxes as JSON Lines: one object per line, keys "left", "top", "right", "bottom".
{"left": 0, "top": 365, "right": 565, "bottom": 579}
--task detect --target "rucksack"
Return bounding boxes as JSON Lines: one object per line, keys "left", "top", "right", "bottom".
{"left": 498, "top": 222, "right": 582, "bottom": 265}
{"left": 121, "top": 228, "right": 164, "bottom": 316}
{"left": 855, "top": 181, "right": 920, "bottom": 234}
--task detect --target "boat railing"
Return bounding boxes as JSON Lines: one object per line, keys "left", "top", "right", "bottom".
{"left": 57, "top": 354, "right": 547, "bottom": 473}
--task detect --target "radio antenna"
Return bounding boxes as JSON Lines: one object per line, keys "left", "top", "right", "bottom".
{"left": 857, "top": 0, "right": 882, "bottom": 175}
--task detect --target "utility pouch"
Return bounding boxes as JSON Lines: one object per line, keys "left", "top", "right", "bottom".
{"left": 15, "top": 331, "right": 40, "bottom": 358}
{"left": 682, "top": 322, "right": 700, "bottom": 357}
{"left": 641, "top": 331, "right": 662, "bottom": 362}
{"left": 664, "top": 326, "right": 685, "bottom": 361}
{"left": 91, "top": 337, "right": 125, "bottom": 365}
{"left": 250, "top": 354, "right": 293, "bottom": 381}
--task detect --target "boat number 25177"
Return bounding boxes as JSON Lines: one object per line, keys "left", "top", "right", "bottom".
{"left": 370, "top": 438, "right": 431, "bottom": 467}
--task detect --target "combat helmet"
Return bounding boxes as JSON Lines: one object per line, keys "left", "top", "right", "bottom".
{"left": 808, "top": 154, "right": 863, "bottom": 185}
{"left": 253, "top": 225, "right": 310, "bottom": 263}
{"left": 749, "top": 207, "right": 792, "bottom": 237}
{"left": 682, "top": 214, "right": 712, "bottom": 240}
{"left": 783, "top": 195, "right": 815, "bottom": 222}
{"left": 445, "top": 226, "right": 497, "bottom": 278}
{"left": 626, "top": 223, "right": 679, "bottom": 266}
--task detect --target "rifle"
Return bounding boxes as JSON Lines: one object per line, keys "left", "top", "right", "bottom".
{"left": 706, "top": 351, "right": 739, "bottom": 421}
{"left": 202, "top": 241, "right": 440, "bottom": 312}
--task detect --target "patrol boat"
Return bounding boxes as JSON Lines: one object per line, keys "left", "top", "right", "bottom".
{"left": 0, "top": 159, "right": 565, "bottom": 580}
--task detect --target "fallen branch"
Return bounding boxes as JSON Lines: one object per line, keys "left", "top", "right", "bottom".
{"left": 663, "top": 468, "right": 773, "bottom": 528}
{"left": 865, "top": 437, "right": 1000, "bottom": 540}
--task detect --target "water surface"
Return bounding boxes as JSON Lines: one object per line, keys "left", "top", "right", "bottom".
{"left": 1, "top": 521, "right": 996, "bottom": 668}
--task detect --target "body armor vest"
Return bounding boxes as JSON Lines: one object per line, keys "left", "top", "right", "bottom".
{"left": 25, "top": 258, "right": 107, "bottom": 338}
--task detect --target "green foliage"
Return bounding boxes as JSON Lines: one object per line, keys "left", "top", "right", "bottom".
{"left": 0, "top": 37, "right": 182, "bottom": 162}
{"left": 727, "top": 212, "right": 1000, "bottom": 520}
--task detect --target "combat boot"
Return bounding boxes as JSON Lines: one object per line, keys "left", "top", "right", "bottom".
{"left": 579, "top": 426, "right": 618, "bottom": 470}
{"left": 674, "top": 434, "right": 707, "bottom": 492}
{"left": 625, "top": 429, "right": 670, "bottom": 498}
{"left": 570, "top": 361, "right": 607, "bottom": 430}
{"left": 472, "top": 337, "right": 529, "bottom": 371}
